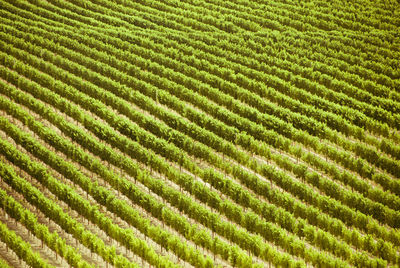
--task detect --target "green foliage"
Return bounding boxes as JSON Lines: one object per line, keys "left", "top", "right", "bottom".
{"left": 0, "top": 0, "right": 398, "bottom": 267}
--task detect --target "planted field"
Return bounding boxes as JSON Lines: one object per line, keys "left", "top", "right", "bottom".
{"left": 0, "top": 0, "right": 399, "bottom": 267}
